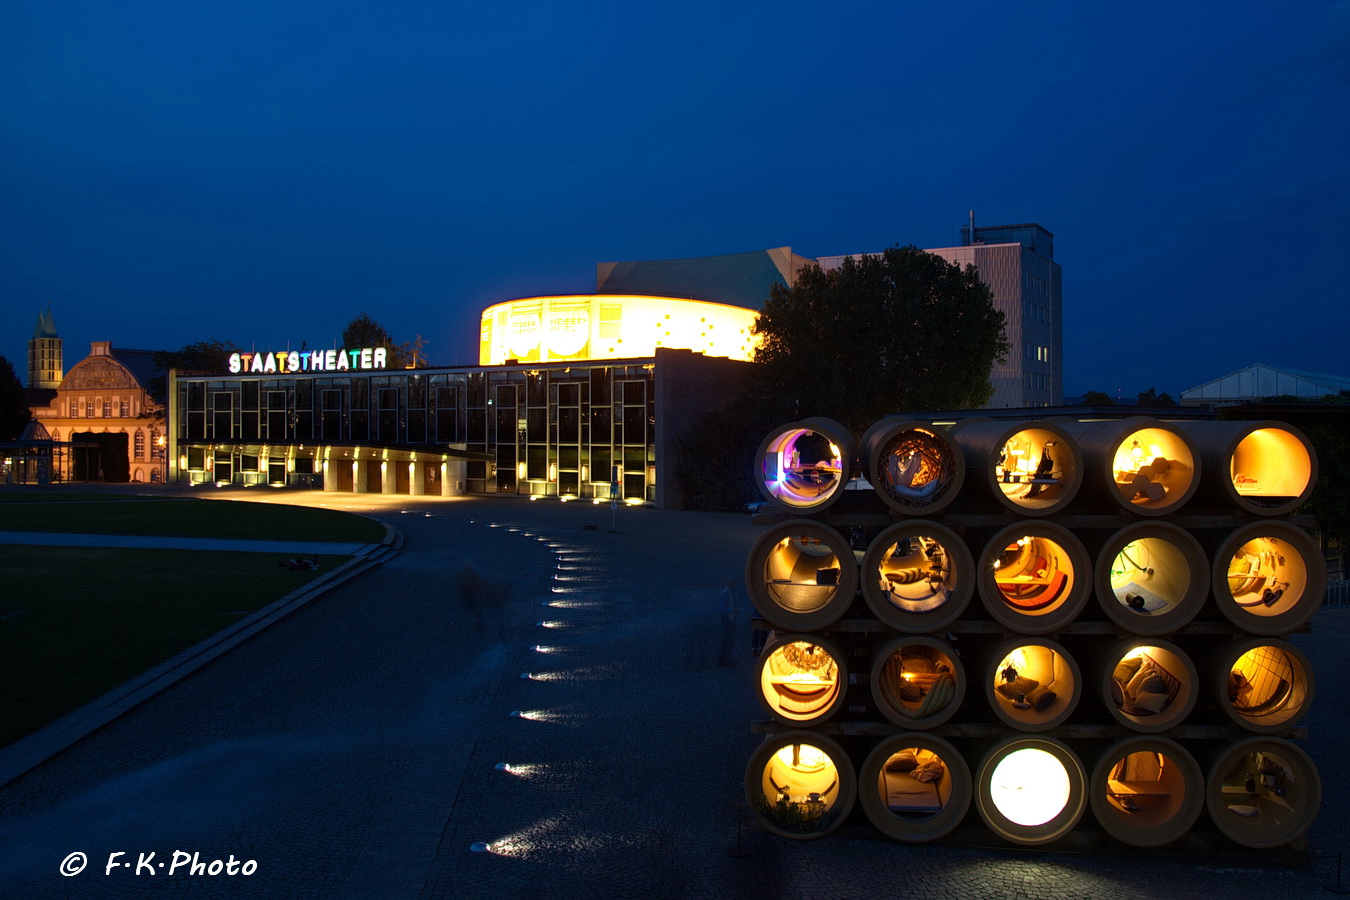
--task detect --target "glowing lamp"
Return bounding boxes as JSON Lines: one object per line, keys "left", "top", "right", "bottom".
{"left": 989, "top": 748, "right": 1071, "bottom": 826}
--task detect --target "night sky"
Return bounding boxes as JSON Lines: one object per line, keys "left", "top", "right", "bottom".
{"left": 2, "top": 1, "right": 1346, "bottom": 400}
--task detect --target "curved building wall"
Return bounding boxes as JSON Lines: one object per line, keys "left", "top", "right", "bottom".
{"left": 478, "top": 295, "right": 759, "bottom": 366}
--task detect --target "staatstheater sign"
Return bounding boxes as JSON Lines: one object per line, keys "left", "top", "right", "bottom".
{"left": 227, "top": 348, "right": 390, "bottom": 375}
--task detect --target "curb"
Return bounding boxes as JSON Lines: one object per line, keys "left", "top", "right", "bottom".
{"left": 0, "top": 521, "right": 404, "bottom": 789}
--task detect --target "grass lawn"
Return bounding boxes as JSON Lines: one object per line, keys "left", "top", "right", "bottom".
{"left": 0, "top": 493, "right": 383, "bottom": 747}
{"left": 0, "top": 492, "right": 386, "bottom": 543}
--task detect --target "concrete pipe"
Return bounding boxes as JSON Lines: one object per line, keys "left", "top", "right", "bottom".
{"left": 1061, "top": 417, "right": 1198, "bottom": 516}
{"left": 745, "top": 519, "right": 859, "bottom": 631}
{"left": 984, "top": 636, "right": 1081, "bottom": 732}
{"left": 1179, "top": 420, "right": 1316, "bottom": 517}
{"left": 745, "top": 731, "right": 857, "bottom": 840}
{"left": 1101, "top": 640, "right": 1199, "bottom": 734}
{"left": 1211, "top": 521, "right": 1325, "bottom": 636}
{"left": 1095, "top": 522, "right": 1208, "bottom": 635}
{"left": 859, "top": 734, "right": 972, "bottom": 842}
{"left": 978, "top": 522, "right": 1092, "bottom": 634}
{"left": 1089, "top": 736, "right": 1205, "bottom": 848}
{"left": 755, "top": 418, "right": 855, "bottom": 514}
{"left": 870, "top": 635, "right": 966, "bottom": 730}
{"left": 1218, "top": 638, "right": 1315, "bottom": 734}
{"left": 861, "top": 417, "right": 965, "bottom": 515}
{"left": 975, "top": 736, "right": 1088, "bottom": 846}
{"left": 1205, "top": 737, "right": 1320, "bottom": 849}
{"left": 950, "top": 419, "right": 1083, "bottom": 516}
{"left": 756, "top": 633, "right": 848, "bottom": 726}
{"left": 860, "top": 521, "right": 974, "bottom": 633}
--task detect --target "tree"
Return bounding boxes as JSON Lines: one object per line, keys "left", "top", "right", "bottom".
{"left": 153, "top": 339, "right": 241, "bottom": 375}
{"left": 1136, "top": 387, "right": 1176, "bottom": 407}
{"left": 0, "top": 354, "right": 32, "bottom": 440}
{"left": 1081, "top": 390, "right": 1116, "bottom": 406}
{"left": 343, "top": 312, "right": 410, "bottom": 367}
{"left": 749, "top": 245, "right": 1009, "bottom": 435}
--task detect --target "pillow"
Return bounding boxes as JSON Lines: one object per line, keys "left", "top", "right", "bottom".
{"left": 1126, "top": 662, "right": 1160, "bottom": 705}
{"left": 894, "top": 680, "right": 923, "bottom": 703}
{"left": 901, "top": 657, "right": 935, "bottom": 674}
{"left": 995, "top": 676, "right": 1040, "bottom": 701}
{"left": 885, "top": 750, "right": 919, "bottom": 772}
{"left": 911, "top": 761, "right": 944, "bottom": 783}
{"left": 1133, "top": 690, "right": 1170, "bottom": 714}
{"left": 1138, "top": 675, "right": 1168, "bottom": 696}
{"left": 1113, "top": 656, "right": 1144, "bottom": 684}
{"left": 1026, "top": 686, "right": 1057, "bottom": 711}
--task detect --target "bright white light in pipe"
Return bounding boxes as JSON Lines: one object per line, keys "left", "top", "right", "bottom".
{"left": 509, "top": 709, "right": 580, "bottom": 725}
{"left": 990, "top": 748, "right": 1071, "bottom": 826}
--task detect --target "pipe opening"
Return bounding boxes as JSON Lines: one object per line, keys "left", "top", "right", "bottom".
{"left": 988, "top": 638, "right": 1080, "bottom": 731}
{"left": 1109, "top": 426, "right": 1195, "bottom": 512}
{"left": 864, "top": 419, "right": 963, "bottom": 514}
{"left": 757, "top": 423, "right": 848, "bottom": 512}
{"left": 746, "top": 733, "right": 855, "bottom": 839}
{"left": 872, "top": 637, "right": 964, "bottom": 728}
{"left": 757, "top": 636, "right": 845, "bottom": 725}
{"left": 1207, "top": 739, "right": 1321, "bottom": 848}
{"left": 1226, "top": 640, "right": 1314, "bottom": 731}
{"left": 1091, "top": 738, "right": 1204, "bottom": 847}
{"left": 994, "top": 427, "right": 1078, "bottom": 511}
{"left": 976, "top": 737, "right": 1086, "bottom": 845}
{"left": 862, "top": 522, "right": 972, "bottom": 632}
{"left": 1213, "top": 522, "right": 1324, "bottom": 635}
{"left": 1230, "top": 427, "right": 1313, "bottom": 509}
{"left": 857, "top": 733, "right": 973, "bottom": 843}
{"left": 1107, "top": 537, "right": 1193, "bottom": 620}
{"left": 746, "top": 521, "right": 857, "bottom": 630}
{"left": 1106, "top": 643, "right": 1196, "bottom": 732}
{"left": 992, "top": 535, "right": 1076, "bottom": 613}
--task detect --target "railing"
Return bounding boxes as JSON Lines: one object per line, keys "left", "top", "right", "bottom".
{"left": 1325, "top": 580, "right": 1350, "bottom": 607}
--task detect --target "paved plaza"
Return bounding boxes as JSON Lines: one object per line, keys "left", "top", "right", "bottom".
{"left": 1, "top": 489, "right": 1348, "bottom": 899}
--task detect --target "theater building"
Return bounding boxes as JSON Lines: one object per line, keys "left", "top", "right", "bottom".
{"left": 167, "top": 296, "right": 755, "bottom": 508}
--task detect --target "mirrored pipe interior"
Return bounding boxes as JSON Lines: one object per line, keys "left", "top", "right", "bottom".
{"left": 757, "top": 634, "right": 848, "bottom": 726}
{"left": 746, "top": 732, "right": 856, "bottom": 840}
{"left": 1212, "top": 521, "right": 1325, "bottom": 635}
{"left": 745, "top": 520, "right": 859, "bottom": 631}
{"left": 1089, "top": 737, "right": 1205, "bottom": 848}
{"left": 975, "top": 736, "right": 1087, "bottom": 846}
{"left": 1205, "top": 737, "right": 1321, "bottom": 849}
{"left": 979, "top": 523, "right": 1091, "bottom": 633}
{"left": 859, "top": 734, "right": 972, "bottom": 842}
{"left": 1095, "top": 523, "right": 1207, "bottom": 635}
{"left": 1220, "top": 638, "right": 1315, "bottom": 733}
{"left": 1102, "top": 640, "right": 1198, "bottom": 733}
{"left": 1180, "top": 420, "right": 1316, "bottom": 516}
{"left": 1063, "top": 418, "right": 1198, "bottom": 516}
{"left": 985, "top": 637, "right": 1081, "bottom": 732}
{"left": 951, "top": 420, "right": 1083, "bottom": 515}
{"left": 861, "top": 417, "right": 965, "bottom": 514}
{"left": 870, "top": 636, "right": 965, "bottom": 729}
{"left": 860, "top": 521, "right": 973, "bottom": 632}
{"left": 756, "top": 418, "right": 855, "bottom": 513}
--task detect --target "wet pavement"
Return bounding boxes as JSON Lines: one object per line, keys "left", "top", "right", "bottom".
{"left": 0, "top": 489, "right": 1346, "bottom": 899}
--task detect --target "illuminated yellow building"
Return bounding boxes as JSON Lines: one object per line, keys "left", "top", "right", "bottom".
{"left": 478, "top": 295, "right": 759, "bottom": 366}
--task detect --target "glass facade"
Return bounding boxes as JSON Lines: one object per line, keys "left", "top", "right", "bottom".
{"left": 173, "top": 361, "right": 658, "bottom": 501}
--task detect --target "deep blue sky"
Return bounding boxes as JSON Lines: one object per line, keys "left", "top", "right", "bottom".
{"left": 2, "top": 1, "right": 1346, "bottom": 399}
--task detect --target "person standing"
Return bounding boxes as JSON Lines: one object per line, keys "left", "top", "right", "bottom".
{"left": 718, "top": 579, "right": 737, "bottom": 666}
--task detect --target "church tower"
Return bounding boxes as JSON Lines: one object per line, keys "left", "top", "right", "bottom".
{"left": 27, "top": 308, "right": 63, "bottom": 389}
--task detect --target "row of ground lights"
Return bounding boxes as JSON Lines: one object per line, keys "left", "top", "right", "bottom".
{"left": 472, "top": 523, "right": 602, "bottom": 855}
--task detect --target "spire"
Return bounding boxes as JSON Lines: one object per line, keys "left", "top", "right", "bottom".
{"left": 32, "top": 307, "right": 58, "bottom": 339}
